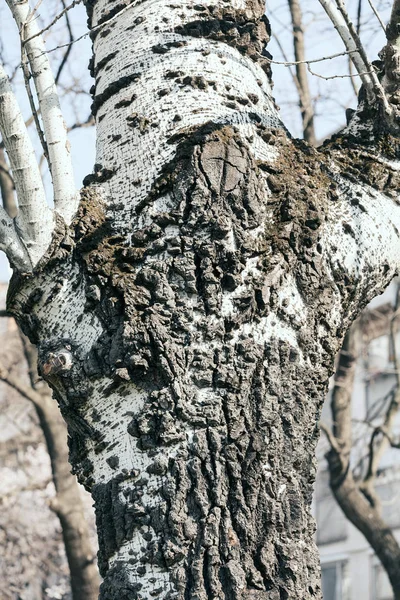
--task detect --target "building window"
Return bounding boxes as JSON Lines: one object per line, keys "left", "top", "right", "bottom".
{"left": 321, "top": 561, "right": 349, "bottom": 600}
{"left": 373, "top": 563, "right": 394, "bottom": 600}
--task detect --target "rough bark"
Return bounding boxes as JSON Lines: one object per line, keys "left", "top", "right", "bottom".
{"left": 3, "top": 0, "right": 400, "bottom": 599}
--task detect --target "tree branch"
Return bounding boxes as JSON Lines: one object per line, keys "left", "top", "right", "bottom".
{"left": 318, "top": 0, "right": 390, "bottom": 114}
{"left": 0, "top": 356, "right": 44, "bottom": 407}
{"left": 6, "top": 0, "right": 78, "bottom": 225}
{"left": 55, "top": 0, "right": 74, "bottom": 85}
{"left": 363, "top": 287, "right": 400, "bottom": 487}
{"left": 288, "top": 0, "right": 316, "bottom": 145}
{"left": 0, "top": 63, "right": 52, "bottom": 269}
{"left": 0, "top": 145, "right": 17, "bottom": 217}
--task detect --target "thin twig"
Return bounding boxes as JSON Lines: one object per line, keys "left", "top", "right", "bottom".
{"left": 23, "top": 0, "right": 82, "bottom": 44}
{"left": 55, "top": 0, "right": 74, "bottom": 85}
{"left": 367, "top": 0, "right": 386, "bottom": 32}
{"left": 320, "top": 422, "right": 342, "bottom": 454}
{"left": 266, "top": 49, "right": 358, "bottom": 67}
{"left": 21, "top": 46, "right": 48, "bottom": 163}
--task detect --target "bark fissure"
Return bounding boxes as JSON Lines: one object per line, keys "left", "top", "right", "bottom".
{"left": 5, "top": 0, "right": 400, "bottom": 598}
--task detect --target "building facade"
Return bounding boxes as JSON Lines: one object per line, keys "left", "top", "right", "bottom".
{"left": 316, "top": 283, "right": 400, "bottom": 600}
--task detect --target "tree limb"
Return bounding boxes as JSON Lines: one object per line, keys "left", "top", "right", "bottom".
{"left": 6, "top": 0, "right": 78, "bottom": 225}
{"left": 55, "top": 0, "right": 74, "bottom": 85}
{"left": 0, "top": 145, "right": 17, "bottom": 217}
{"left": 363, "top": 286, "right": 400, "bottom": 487}
{"left": 0, "top": 62, "right": 52, "bottom": 268}
{"left": 318, "top": 0, "right": 391, "bottom": 114}
{"left": 288, "top": 0, "right": 316, "bottom": 145}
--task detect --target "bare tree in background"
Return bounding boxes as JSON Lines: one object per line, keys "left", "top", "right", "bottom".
{"left": 0, "top": 329, "right": 100, "bottom": 600}
{"left": 321, "top": 287, "right": 400, "bottom": 598}
{"left": 0, "top": 3, "right": 98, "bottom": 598}
{"left": 288, "top": 0, "right": 317, "bottom": 144}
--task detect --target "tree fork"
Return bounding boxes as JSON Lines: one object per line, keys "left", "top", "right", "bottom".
{"left": 5, "top": 0, "right": 400, "bottom": 598}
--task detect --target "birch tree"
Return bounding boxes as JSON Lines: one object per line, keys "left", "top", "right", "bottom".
{"left": 2, "top": 0, "right": 400, "bottom": 598}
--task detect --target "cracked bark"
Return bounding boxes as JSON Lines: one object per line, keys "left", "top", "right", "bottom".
{"left": 4, "top": 0, "right": 400, "bottom": 598}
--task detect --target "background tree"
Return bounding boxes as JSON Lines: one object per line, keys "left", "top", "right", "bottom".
{"left": 0, "top": 303, "right": 98, "bottom": 600}
{"left": 2, "top": 0, "right": 400, "bottom": 598}
{"left": 0, "top": 325, "right": 99, "bottom": 600}
{"left": 0, "top": 4, "right": 98, "bottom": 597}
{"left": 320, "top": 284, "right": 400, "bottom": 599}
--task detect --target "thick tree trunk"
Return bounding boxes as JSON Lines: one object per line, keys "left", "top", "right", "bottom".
{"left": 5, "top": 0, "right": 400, "bottom": 598}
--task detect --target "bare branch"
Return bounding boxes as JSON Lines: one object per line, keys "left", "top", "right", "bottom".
{"left": 363, "top": 286, "right": 400, "bottom": 486}
{"left": 23, "top": 0, "right": 82, "bottom": 45}
{"left": 0, "top": 145, "right": 17, "bottom": 217}
{"left": 55, "top": 0, "right": 74, "bottom": 85}
{"left": 320, "top": 421, "right": 342, "bottom": 454}
{"left": 318, "top": 0, "right": 391, "bottom": 114}
{"left": 330, "top": 324, "right": 360, "bottom": 455}
{"left": 0, "top": 356, "right": 44, "bottom": 408}
{"left": 21, "top": 45, "right": 48, "bottom": 162}
{"left": 6, "top": 0, "right": 78, "bottom": 225}
{"left": 288, "top": 0, "right": 316, "bottom": 145}
{"left": 367, "top": 0, "right": 386, "bottom": 32}
{"left": 0, "top": 62, "right": 52, "bottom": 269}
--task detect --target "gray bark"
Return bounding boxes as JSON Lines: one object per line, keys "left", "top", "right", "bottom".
{"left": 4, "top": 0, "right": 400, "bottom": 598}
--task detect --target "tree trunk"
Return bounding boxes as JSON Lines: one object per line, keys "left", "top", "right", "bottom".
{"left": 37, "top": 394, "right": 100, "bottom": 600}
{"left": 4, "top": 0, "right": 400, "bottom": 598}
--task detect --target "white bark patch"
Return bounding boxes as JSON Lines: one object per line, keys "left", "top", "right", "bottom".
{"left": 82, "top": 377, "right": 182, "bottom": 596}
{"left": 324, "top": 177, "right": 400, "bottom": 289}
{"left": 26, "top": 264, "right": 102, "bottom": 351}
{"left": 277, "top": 273, "right": 306, "bottom": 322}
{"left": 0, "top": 63, "right": 53, "bottom": 267}
{"left": 83, "top": 379, "right": 149, "bottom": 483}
{"left": 92, "top": 0, "right": 282, "bottom": 225}
{"left": 233, "top": 312, "right": 301, "bottom": 350}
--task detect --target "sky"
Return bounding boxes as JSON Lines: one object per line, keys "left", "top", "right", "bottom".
{"left": 0, "top": 0, "right": 395, "bottom": 280}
